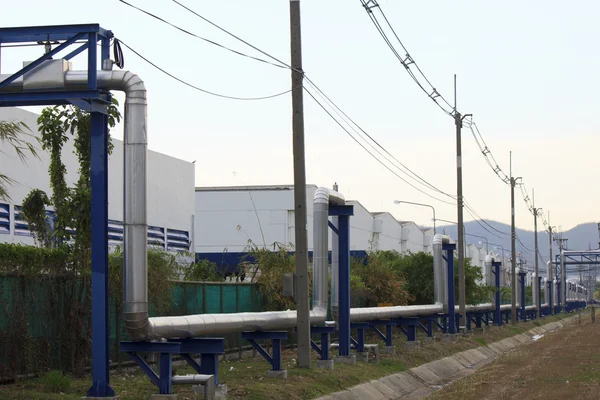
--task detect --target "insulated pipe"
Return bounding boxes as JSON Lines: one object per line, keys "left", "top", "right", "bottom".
{"left": 485, "top": 255, "right": 493, "bottom": 287}
{"left": 1, "top": 69, "right": 151, "bottom": 339}
{"left": 433, "top": 234, "right": 450, "bottom": 311}
{"left": 331, "top": 216, "right": 339, "bottom": 320}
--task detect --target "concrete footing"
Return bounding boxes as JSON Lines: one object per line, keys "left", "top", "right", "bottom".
{"left": 423, "top": 336, "right": 435, "bottom": 343}
{"left": 150, "top": 395, "right": 177, "bottom": 400}
{"left": 440, "top": 333, "right": 458, "bottom": 342}
{"left": 473, "top": 327, "right": 485, "bottom": 334}
{"left": 266, "top": 370, "right": 288, "bottom": 379}
{"left": 403, "top": 341, "right": 421, "bottom": 350}
{"left": 355, "top": 352, "right": 369, "bottom": 363}
{"left": 381, "top": 346, "right": 396, "bottom": 355}
{"left": 84, "top": 397, "right": 120, "bottom": 400}
{"left": 193, "top": 383, "right": 226, "bottom": 400}
{"left": 334, "top": 355, "right": 356, "bottom": 366}
{"left": 316, "top": 359, "right": 334, "bottom": 369}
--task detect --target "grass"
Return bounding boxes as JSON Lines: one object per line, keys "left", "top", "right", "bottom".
{"left": 428, "top": 312, "right": 597, "bottom": 400}
{"left": 39, "top": 370, "right": 71, "bottom": 393}
{"left": 0, "top": 313, "right": 572, "bottom": 400}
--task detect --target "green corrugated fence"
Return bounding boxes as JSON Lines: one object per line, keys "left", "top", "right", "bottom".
{"left": 0, "top": 276, "right": 262, "bottom": 379}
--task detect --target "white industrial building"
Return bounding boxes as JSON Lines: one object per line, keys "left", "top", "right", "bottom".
{"left": 0, "top": 107, "right": 195, "bottom": 250}
{"left": 194, "top": 185, "right": 439, "bottom": 267}
{"left": 1, "top": 106, "right": 491, "bottom": 280}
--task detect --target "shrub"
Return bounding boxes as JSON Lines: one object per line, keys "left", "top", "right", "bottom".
{"left": 40, "top": 370, "right": 71, "bottom": 393}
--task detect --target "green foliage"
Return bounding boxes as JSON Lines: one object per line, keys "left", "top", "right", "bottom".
{"left": 184, "top": 259, "right": 226, "bottom": 282}
{"left": 108, "top": 246, "right": 180, "bottom": 315}
{"left": 0, "top": 243, "right": 68, "bottom": 275}
{"left": 247, "top": 243, "right": 299, "bottom": 311}
{"left": 22, "top": 189, "right": 52, "bottom": 247}
{"left": 392, "top": 251, "right": 436, "bottom": 305}
{"left": 39, "top": 370, "right": 71, "bottom": 393}
{"left": 351, "top": 251, "right": 413, "bottom": 306}
{"left": 0, "top": 120, "right": 39, "bottom": 201}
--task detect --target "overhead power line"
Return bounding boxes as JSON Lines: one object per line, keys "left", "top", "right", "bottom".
{"left": 122, "top": 0, "right": 510, "bottom": 234}
{"left": 116, "top": 0, "right": 288, "bottom": 69}
{"left": 118, "top": 40, "right": 292, "bottom": 101}
{"left": 359, "top": 0, "right": 454, "bottom": 117}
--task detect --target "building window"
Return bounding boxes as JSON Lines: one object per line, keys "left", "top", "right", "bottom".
{"left": 108, "top": 220, "right": 124, "bottom": 245}
{"left": 167, "top": 228, "right": 189, "bottom": 252}
{"left": 0, "top": 203, "right": 9, "bottom": 234}
{"left": 148, "top": 226, "right": 166, "bottom": 248}
{"left": 14, "top": 206, "right": 30, "bottom": 236}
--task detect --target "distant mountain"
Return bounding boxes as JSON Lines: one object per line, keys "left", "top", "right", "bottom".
{"left": 437, "top": 220, "right": 600, "bottom": 265}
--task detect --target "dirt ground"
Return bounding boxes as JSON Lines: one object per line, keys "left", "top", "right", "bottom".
{"left": 429, "top": 314, "right": 600, "bottom": 400}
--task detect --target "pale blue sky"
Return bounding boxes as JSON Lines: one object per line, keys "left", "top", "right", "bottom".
{"left": 1, "top": 0, "right": 598, "bottom": 231}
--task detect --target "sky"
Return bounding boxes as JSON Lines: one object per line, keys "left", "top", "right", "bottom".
{"left": 1, "top": 0, "right": 599, "bottom": 232}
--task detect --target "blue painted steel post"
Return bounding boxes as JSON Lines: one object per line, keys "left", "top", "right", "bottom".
{"left": 200, "top": 354, "right": 220, "bottom": 385}
{"left": 338, "top": 214, "right": 351, "bottom": 357}
{"left": 158, "top": 353, "right": 172, "bottom": 394}
{"left": 538, "top": 276, "right": 542, "bottom": 317}
{"left": 87, "top": 112, "right": 113, "bottom": 397}
{"left": 519, "top": 272, "right": 526, "bottom": 320}
{"left": 548, "top": 281, "right": 553, "bottom": 315}
{"left": 385, "top": 324, "right": 393, "bottom": 346}
{"left": 557, "top": 281, "right": 562, "bottom": 313}
{"left": 321, "top": 332, "right": 330, "bottom": 360}
{"left": 444, "top": 244, "right": 456, "bottom": 334}
{"left": 493, "top": 262, "right": 502, "bottom": 326}
{"left": 272, "top": 339, "right": 282, "bottom": 371}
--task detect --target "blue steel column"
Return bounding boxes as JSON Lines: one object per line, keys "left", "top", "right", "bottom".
{"left": 444, "top": 244, "right": 456, "bottom": 334}
{"left": 537, "top": 277, "right": 542, "bottom": 317}
{"left": 520, "top": 272, "right": 526, "bottom": 320}
{"left": 338, "top": 214, "right": 350, "bottom": 357}
{"left": 548, "top": 281, "right": 553, "bottom": 315}
{"left": 557, "top": 281, "right": 562, "bottom": 313}
{"left": 87, "top": 111, "right": 114, "bottom": 397}
{"left": 493, "top": 262, "right": 501, "bottom": 326}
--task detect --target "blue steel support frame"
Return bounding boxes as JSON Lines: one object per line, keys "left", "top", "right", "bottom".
{"left": 493, "top": 261, "right": 502, "bottom": 326}
{"left": 548, "top": 280, "right": 553, "bottom": 315}
{"left": 306, "top": 326, "right": 335, "bottom": 360}
{"left": 557, "top": 281, "right": 562, "bottom": 314}
{"left": 350, "top": 322, "right": 370, "bottom": 353}
{"left": 538, "top": 277, "right": 543, "bottom": 317}
{"left": 0, "top": 24, "right": 114, "bottom": 398}
{"left": 241, "top": 331, "right": 288, "bottom": 371}
{"left": 329, "top": 205, "right": 353, "bottom": 357}
{"left": 519, "top": 271, "right": 526, "bottom": 320}
{"left": 443, "top": 243, "right": 457, "bottom": 334}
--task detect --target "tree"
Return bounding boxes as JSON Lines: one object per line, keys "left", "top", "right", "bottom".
{"left": 0, "top": 121, "right": 39, "bottom": 200}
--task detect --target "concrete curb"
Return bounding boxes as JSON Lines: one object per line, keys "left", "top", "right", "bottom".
{"left": 312, "top": 314, "right": 582, "bottom": 400}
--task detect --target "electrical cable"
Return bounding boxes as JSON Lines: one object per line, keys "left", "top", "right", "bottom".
{"left": 123, "top": 0, "right": 523, "bottom": 236}
{"left": 304, "top": 86, "right": 456, "bottom": 206}
{"left": 113, "top": 38, "right": 125, "bottom": 69}
{"left": 116, "top": 0, "right": 288, "bottom": 70}
{"left": 118, "top": 40, "right": 292, "bottom": 101}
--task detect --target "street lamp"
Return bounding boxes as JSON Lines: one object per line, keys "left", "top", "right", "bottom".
{"left": 488, "top": 242, "right": 508, "bottom": 261}
{"left": 394, "top": 200, "right": 436, "bottom": 234}
{"left": 464, "top": 233, "right": 488, "bottom": 252}
{"left": 435, "top": 218, "right": 467, "bottom": 254}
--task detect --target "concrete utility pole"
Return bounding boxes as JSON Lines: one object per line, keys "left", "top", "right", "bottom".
{"left": 532, "top": 189, "right": 540, "bottom": 318}
{"left": 510, "top": 152, "right": 519, "bottom": 325}
{"left": 289, "top": 0, "right": 310, "bottom": 368}
{"left": 554, "top": 236, "right": 568, "bottom": 312}
{"left": 454, "top": 75, "right": 471, "bottom": 331}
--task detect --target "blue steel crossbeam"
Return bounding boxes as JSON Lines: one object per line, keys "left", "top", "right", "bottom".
{"left": 0, "top": 24, "right": 115, "bottom": 398}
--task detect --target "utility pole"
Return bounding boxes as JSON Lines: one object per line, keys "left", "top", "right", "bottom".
{"left": 554, "top": 236, "right": 568, "bottom": 312}
{"left": 289, "top": 0, "right": 310, "bottom": 368}
{"left": 454, "top": 75, "right": 471, "bottom": 331}
{"left": 510, "top": 152, "right": 519, "bottom": 325}
{"left": 532, "top": 189, "right": 540, "bottom": 318}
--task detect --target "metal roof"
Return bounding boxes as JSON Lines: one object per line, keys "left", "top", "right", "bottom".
{"left": 195, "top": 184, "right": 318, "bottom": 192}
